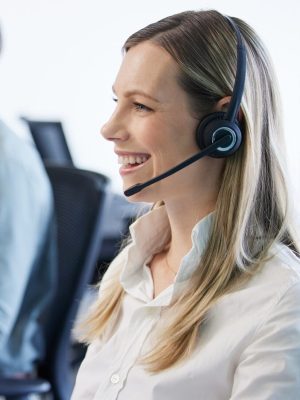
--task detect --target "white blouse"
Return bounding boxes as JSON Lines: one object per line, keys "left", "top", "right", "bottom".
{"left": 71, "top": 206, "right": 300, "bottom": 400}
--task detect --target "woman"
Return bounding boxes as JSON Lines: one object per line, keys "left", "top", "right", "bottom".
{"left": 72, "top": 10, "right": 300, "bottom": 399}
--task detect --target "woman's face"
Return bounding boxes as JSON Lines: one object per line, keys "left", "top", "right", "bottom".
{"left": 101, "top": 41, "right": 223, "bottom": 203}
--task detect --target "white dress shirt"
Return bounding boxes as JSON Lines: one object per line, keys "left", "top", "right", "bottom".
{"left": 71, "top": 206, "right": 300, "bottom": 400}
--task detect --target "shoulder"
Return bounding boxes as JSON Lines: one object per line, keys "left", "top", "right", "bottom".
{"left": 237, "top": 243, "right": 300, "bottom": 331}
{"left": 212, "top": 244, "right": 300, "bottom": 332}
{"left": 263, "top": 243, "right": 300, "bottom": 313}
{"left": 0, "top": 120, "right": 47, "bottom": 180}
{"left": 243, "top": 243, "right": 300, "bottom": 315}
{"left": 0, "top": 121, "right": 51, "bottom": 200}
{"left": 255, "top": 243, "right": 300, "bottom": 294}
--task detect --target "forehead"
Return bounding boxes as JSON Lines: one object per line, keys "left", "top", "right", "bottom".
{"left": 114, "top": 41, "right": 181, "bottom": 99}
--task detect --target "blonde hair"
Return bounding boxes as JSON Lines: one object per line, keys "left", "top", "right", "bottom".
{"left": 78, "top": 10, "right": 299, "bottom": 372}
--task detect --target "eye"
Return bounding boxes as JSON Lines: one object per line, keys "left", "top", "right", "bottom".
{"left": 133, "top": 102, "right": 152, "bottom": 112}
{"left": 112, "top": 97, "right": 118, "bottom": 103}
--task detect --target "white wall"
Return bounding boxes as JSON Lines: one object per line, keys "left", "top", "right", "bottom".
{"left": 0, "top": 0, "right": 299, "bottom": 199}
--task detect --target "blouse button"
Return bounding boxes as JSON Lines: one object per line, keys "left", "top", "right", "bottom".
{"left": 110, "top": 373, "right": 120, "bottom": 384}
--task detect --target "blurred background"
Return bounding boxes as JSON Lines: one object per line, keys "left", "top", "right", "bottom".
{"left": 0, "top": 0, "right": 299, "bottom": 199}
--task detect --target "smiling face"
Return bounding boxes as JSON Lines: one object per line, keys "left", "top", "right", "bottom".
{"left": 101, "top": 41, "right": 224, "bottom": 203}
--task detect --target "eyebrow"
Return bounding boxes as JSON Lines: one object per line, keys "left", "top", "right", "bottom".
{"left": 112, "top": 86, "right": 161, "bottom": 103}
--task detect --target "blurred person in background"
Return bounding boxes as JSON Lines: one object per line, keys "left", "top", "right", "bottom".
{"left": 0, "top": 26, "right": 56, "bottom": 378}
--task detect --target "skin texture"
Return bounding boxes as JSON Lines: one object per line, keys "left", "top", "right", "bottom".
{"left": 101, "top": 41, "right": 226, "bottom": 296}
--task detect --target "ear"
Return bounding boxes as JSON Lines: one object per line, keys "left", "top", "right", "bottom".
{"left": 215, "top": 96, "right": 243, "bottom": 122}
{"left": 214, "top": 96, "right": 231, "bottom": 112}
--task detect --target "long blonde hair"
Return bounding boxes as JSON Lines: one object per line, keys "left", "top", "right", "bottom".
{"left": 79, "top": 10, "right": 299, "bottom": 372}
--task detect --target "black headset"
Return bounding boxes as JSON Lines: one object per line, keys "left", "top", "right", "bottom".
{"left": 196, "top": 16, "right": 246, "bottom": 158}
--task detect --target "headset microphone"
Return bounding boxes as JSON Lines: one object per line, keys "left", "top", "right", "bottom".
{"left": 124, "top": 135, "right": 232, "bottom": 197}
{"left": 124, "top": 15, "right": 246, "bottom": 197}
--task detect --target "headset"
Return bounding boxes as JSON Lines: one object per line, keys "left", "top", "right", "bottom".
{"left": 196, "top": 16, "right": 245, "bottom": 157}
{"left": 124, "top": 15, "right": 246, "bottom": 197}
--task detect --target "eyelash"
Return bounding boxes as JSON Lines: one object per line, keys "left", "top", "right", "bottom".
{"left": 133, "top": 102, "right": 151, "bottom": 112}
{"left": 112, "top": 98, "right": 152, "bottom": 112}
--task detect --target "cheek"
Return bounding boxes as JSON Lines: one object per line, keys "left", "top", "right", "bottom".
{"left": 134, "top": 118, "right": 166, "bottom": 151}
{"left": 167, "top": 114, "right": 199, "bottom": 153}
{"left": 138, "top": 126, "right": 176, "bottom": 171}
{"left": 134, "top": 115, "right": 198, "bottom": 163}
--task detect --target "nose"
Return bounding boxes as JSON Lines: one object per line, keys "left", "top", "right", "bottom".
{"left": 101, "top": 109, "right": 130, "bottom": 142}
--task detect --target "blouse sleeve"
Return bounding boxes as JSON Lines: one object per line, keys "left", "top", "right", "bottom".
{"left": 230, "top": 281, "right": 300, "bottom": 399}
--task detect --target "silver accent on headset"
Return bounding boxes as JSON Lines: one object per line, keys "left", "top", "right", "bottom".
{"left": 212, "top": 127, "right": 236, "bottom": 152}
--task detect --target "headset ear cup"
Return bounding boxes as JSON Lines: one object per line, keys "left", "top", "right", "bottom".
{"left": 196, "top": 112, "right": 242, "bottom": 158}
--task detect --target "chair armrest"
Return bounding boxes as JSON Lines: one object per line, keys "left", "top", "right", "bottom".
{"left": 0, "top": 377, "right": 51, "bottom": 396}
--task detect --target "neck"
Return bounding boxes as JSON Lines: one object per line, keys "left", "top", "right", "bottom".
{"left": 163, "top": 195, "right": 216, "bottom": 274}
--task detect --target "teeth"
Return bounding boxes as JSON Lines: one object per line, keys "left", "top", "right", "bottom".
{"left": 118, "top": 155, "right": 148, "bottom": 166}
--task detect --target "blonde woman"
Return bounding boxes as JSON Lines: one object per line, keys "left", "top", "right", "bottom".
{"left": 72, "top": 10, "right": 300, "bottom": 399}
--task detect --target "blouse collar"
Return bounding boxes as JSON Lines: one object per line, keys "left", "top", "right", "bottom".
{"left": 119, "top": 205, "right": 213, "bottom": 306}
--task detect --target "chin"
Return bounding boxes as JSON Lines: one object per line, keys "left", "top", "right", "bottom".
{"left": 122, "top": 183, "right": 160, "bottom": 204}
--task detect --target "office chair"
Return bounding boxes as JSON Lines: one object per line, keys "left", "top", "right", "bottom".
{"left": 0, "top": 165, "right": 111, "bottom": 400}
{"left": 21, "top": 117, "right": 74, "bottom": 166}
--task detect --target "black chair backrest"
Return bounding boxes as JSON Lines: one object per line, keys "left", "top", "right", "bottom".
{"left": 21, "top": 118, "right": 74, "bottom": 166}
{"left": 40, "top": 164, "right": 111, "bottom": 400}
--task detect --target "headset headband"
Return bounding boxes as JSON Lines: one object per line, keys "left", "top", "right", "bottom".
{"left": 223, "top": 16, "right": 246, "bottom": 122}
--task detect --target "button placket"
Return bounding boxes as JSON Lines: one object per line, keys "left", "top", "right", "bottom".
{"left": 117, "top": 309, "right": 161, "bottom": 377}
{"left": 96, "top": 308, "right": 161, "bottom": 398}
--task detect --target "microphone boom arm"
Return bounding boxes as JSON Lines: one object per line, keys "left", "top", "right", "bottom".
{"left": 124, "top": 134, "right": 231, "bottom": 196}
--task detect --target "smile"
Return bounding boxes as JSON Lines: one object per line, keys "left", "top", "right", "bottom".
{"left": 118, "top": 154, "right": 151, "bottom": 175}
{"left": 118, "top": 154, "right": 150, "bottom": 166}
